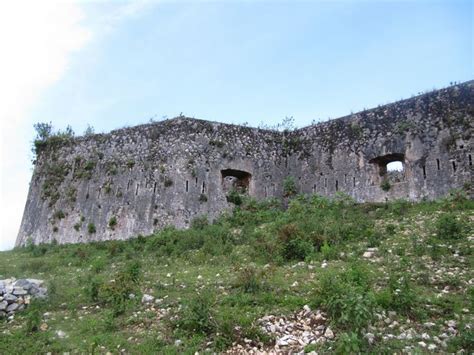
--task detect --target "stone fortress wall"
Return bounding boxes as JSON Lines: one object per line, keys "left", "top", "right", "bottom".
{"left": 16, "top": 81, "right": 473, "bottom": 246}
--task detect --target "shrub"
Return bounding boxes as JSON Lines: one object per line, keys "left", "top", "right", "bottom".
{"left": 176, "top": 291, "right": 216, "bottom": 335}
{"left": 376, "top": 272, "right": 418, "bottom": 317}
{"left": 380, "top": 179, "right": 391, "bottom": 192}
{"left": 53, "top": 210, "right": 65, "bottom": 219}
{"left": 85, "top": 275, "right": 103, "bottom": 302}
{"left": 385, "top": 224, "right": 396, "bottom": 235}
{"left": 436, "top": 213, "right": 464, "bottom": 240}
{"left": 226, "top": 189, "right": 243, "bottom": 206}
{"left": 315, "top": 266, "right": 375, "bottom": 333}
{"left": 98, "top": 261, "right": 141, "bottom": 315}
{"left": 278, "top": 223, "right": 313, "bottom": 261}
{"left": 108, "top": 216, "right": 117, "bottom": 230}
{"left": 234, "top": 265, "right": 268, "bottom": 293}
{"left": 191, "top": 215, "right": 208, "bottom": 230}
{"left": 164, "top": 178, "right": 173, "bottom": 187}
{"left": 283, "top": 176, "right": 297, "bottom": 197}
{"left": 91, "top": 258, "right": 106, "bottom": 273}
{"left": 199, "top": 193, "right": 208, "bottom": 202}
{"left": 335, "top": 332, "right": 364, "bottom": 354}
{"left": 87, "top": 223, "right": 96, "bottom": 234}
{"left": 24, "top": 301, "right": 44, "bottom": 333}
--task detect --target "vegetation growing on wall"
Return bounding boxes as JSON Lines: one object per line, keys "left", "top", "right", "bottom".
{"left": 32, "top": 122, "right": 75, "bottom": 160}
{"left": 283, "top": 176, "right": 297, "bottom": 197}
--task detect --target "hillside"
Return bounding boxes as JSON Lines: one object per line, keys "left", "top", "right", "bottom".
{"left": 1, "top": 192, "right": 473, "bottom": 354}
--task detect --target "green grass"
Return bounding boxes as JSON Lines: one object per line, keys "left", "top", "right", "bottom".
{"left": 1, "top": 193, "right": 473, "bottom": 353}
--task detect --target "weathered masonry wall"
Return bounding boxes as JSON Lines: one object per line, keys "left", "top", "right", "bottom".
{"left": 16, "top": 81, "right": 473, "bottom": 246}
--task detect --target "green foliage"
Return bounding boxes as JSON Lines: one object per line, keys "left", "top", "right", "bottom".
{"left": 395, "top": 121, "right": 415, "bottom": 134}
{"left": 435, "top": 213, "right": 464, "bottom": 240}
{"left": 314, "top": 264, "right": 375, "bottom": 333}
{"left": 350, "top": 122, "right": 363, "bottom": 138}
{"left": 278, "top": 223, "right": 313, "bottom": 261}
{"left": 376, "top": 272, "right": 418, "bottom": 317}
{"left": 176, "top": 291, "right": 216, "bottom": 335}
{"left": 334, "top": 332, "right": 364, "bottom": 354}
{"left": 226, "top": 189, "right": 244, "bottom": 206}
{"left": 87, "top": 223, "right": 96, "bottom": 234}
{"left": 108, "top": 216, "right": 117, "bottom": 230}
{"left": 53, "top": 210, "right": 65, "bottom": 220}
{"left": 233, "top": 264, "right": 268, "bottom": 293}
{"left": 283, "top": 176, "right": 297, "bottom": 197}
{"left": 190, "top": 215, "right": 208, "bottom": 230}
{"left": 24, "top": 301, "right": 44, "bottom": 333}
{"left": 98, "top": 261, "right": 141, "bottom": 316}
{"left": 32, "top": 122, "right": 74, "bottom": 158}
{"left": 199, "top": 193, "right": 208, "bottom": 202}
{"left": 84, "top": 124, "right": 95, "bottom": 136}
{"left": 447, "top": 325, "right": 474, "bottom": 352}
{"left": 380, "top": 179, "right": 391, "bottom": 191}
{"left": 3, "top": 194, "right": 474, "bottom": 353}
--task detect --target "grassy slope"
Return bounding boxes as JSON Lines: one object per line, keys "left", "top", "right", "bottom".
{"left": 0, "top": 193, "right": 473, "bottom": 354}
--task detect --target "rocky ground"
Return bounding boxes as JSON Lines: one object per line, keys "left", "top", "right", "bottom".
{"left": 0, "top": 278, "right": 47, "bottom": 319}
{"left": 0, "top": 197, "right": 472, "bottom": 353}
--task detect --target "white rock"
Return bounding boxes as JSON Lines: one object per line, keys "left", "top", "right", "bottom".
{"left": 363, "top": 251, "right": 374, "bottom": 258}
{"left": 418, "top": 341, "right": 427, "bottom": 348}
{"left": 365, "top": 333, "right": 375, "bottom": 344}
{"left": 324, "top": 327, "right": 334, "bottom": 339}
{"left": 427, "top": 344, "right": 437, "bottom": 351}
{"left": 141, "top": 294, "right": 155, "bottom": 304}
{"left": 446, "top": 320, "right": 457, "bottom": 328}
{"left": 56, "top": 330, "right": 67, "bottom": 339}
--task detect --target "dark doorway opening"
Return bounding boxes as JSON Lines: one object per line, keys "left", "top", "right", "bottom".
{"left": 221, "top": 169, "right": 252, "bottom": 193}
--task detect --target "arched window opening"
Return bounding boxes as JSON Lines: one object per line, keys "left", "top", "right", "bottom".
{"left": 221, "top": 169, "right": 252, "bottom": 194}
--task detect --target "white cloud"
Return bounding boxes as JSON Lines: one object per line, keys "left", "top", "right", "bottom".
{"left": 0, "top": 0, "right": 156, "bottom": 251}
{"left": 0, "top": 1, "right": 92, "bottom": 251}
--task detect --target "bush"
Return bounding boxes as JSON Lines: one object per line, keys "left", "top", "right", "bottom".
{"left": 278, "top": 223, "right": 313, "bottom": 261}
{"left": 24, "top": 301, "right": 43, "bottom": 333}
{"left": 334, "top": 332, "right": 364, "bottom": 354}
{"left": 376, "top": 272, "right": 418, "bottom": 317}
{"left": 436, "top": 213, "right": 464, "bottom": 240}
{"left": 108, "top": 216, "right": 117, "bottom": 230}
{"left": 176, "top": 291, "right": 216, "bottom": 335}
{"left": 233, "top": 265, "right": 268, "bottom": 293}
{"left": 98, "top": 261, "right": 141, "bottom": 315}
{"left": 380, "top": 179, "right": 391, "bottom": 192}
{"left": 226, "top": 189, "right": 243, "bottom": 206}
{"left": 314, "top": 265, "right": 375, "bottom": 333}
{"left": 191, "top": 216, "right": 209, "bottom": 230}
{"left": 91, "top": 258, "right": 106, "bottom": 273}
{"left": 283, "top": 176, "right": 297, "bottom": 197}
{"left": 87, "top": 223, "right": 96, "bottom": 234}
{"left": 53, "top": 210, "right": 65, "bottom": 219}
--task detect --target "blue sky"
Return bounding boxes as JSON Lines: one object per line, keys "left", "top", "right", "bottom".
{"left": 0, "top": 0, "right": 472, "bottom": 250}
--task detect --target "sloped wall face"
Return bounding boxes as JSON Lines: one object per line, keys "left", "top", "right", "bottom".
{"left": 16, "top": 119, "right": 288, "bottom": 246}
{"left": 292, "top": 82, "right": 473, "bottom": 202}
{"left": 16, "top": 81, "right": 473, "bottom": 246}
